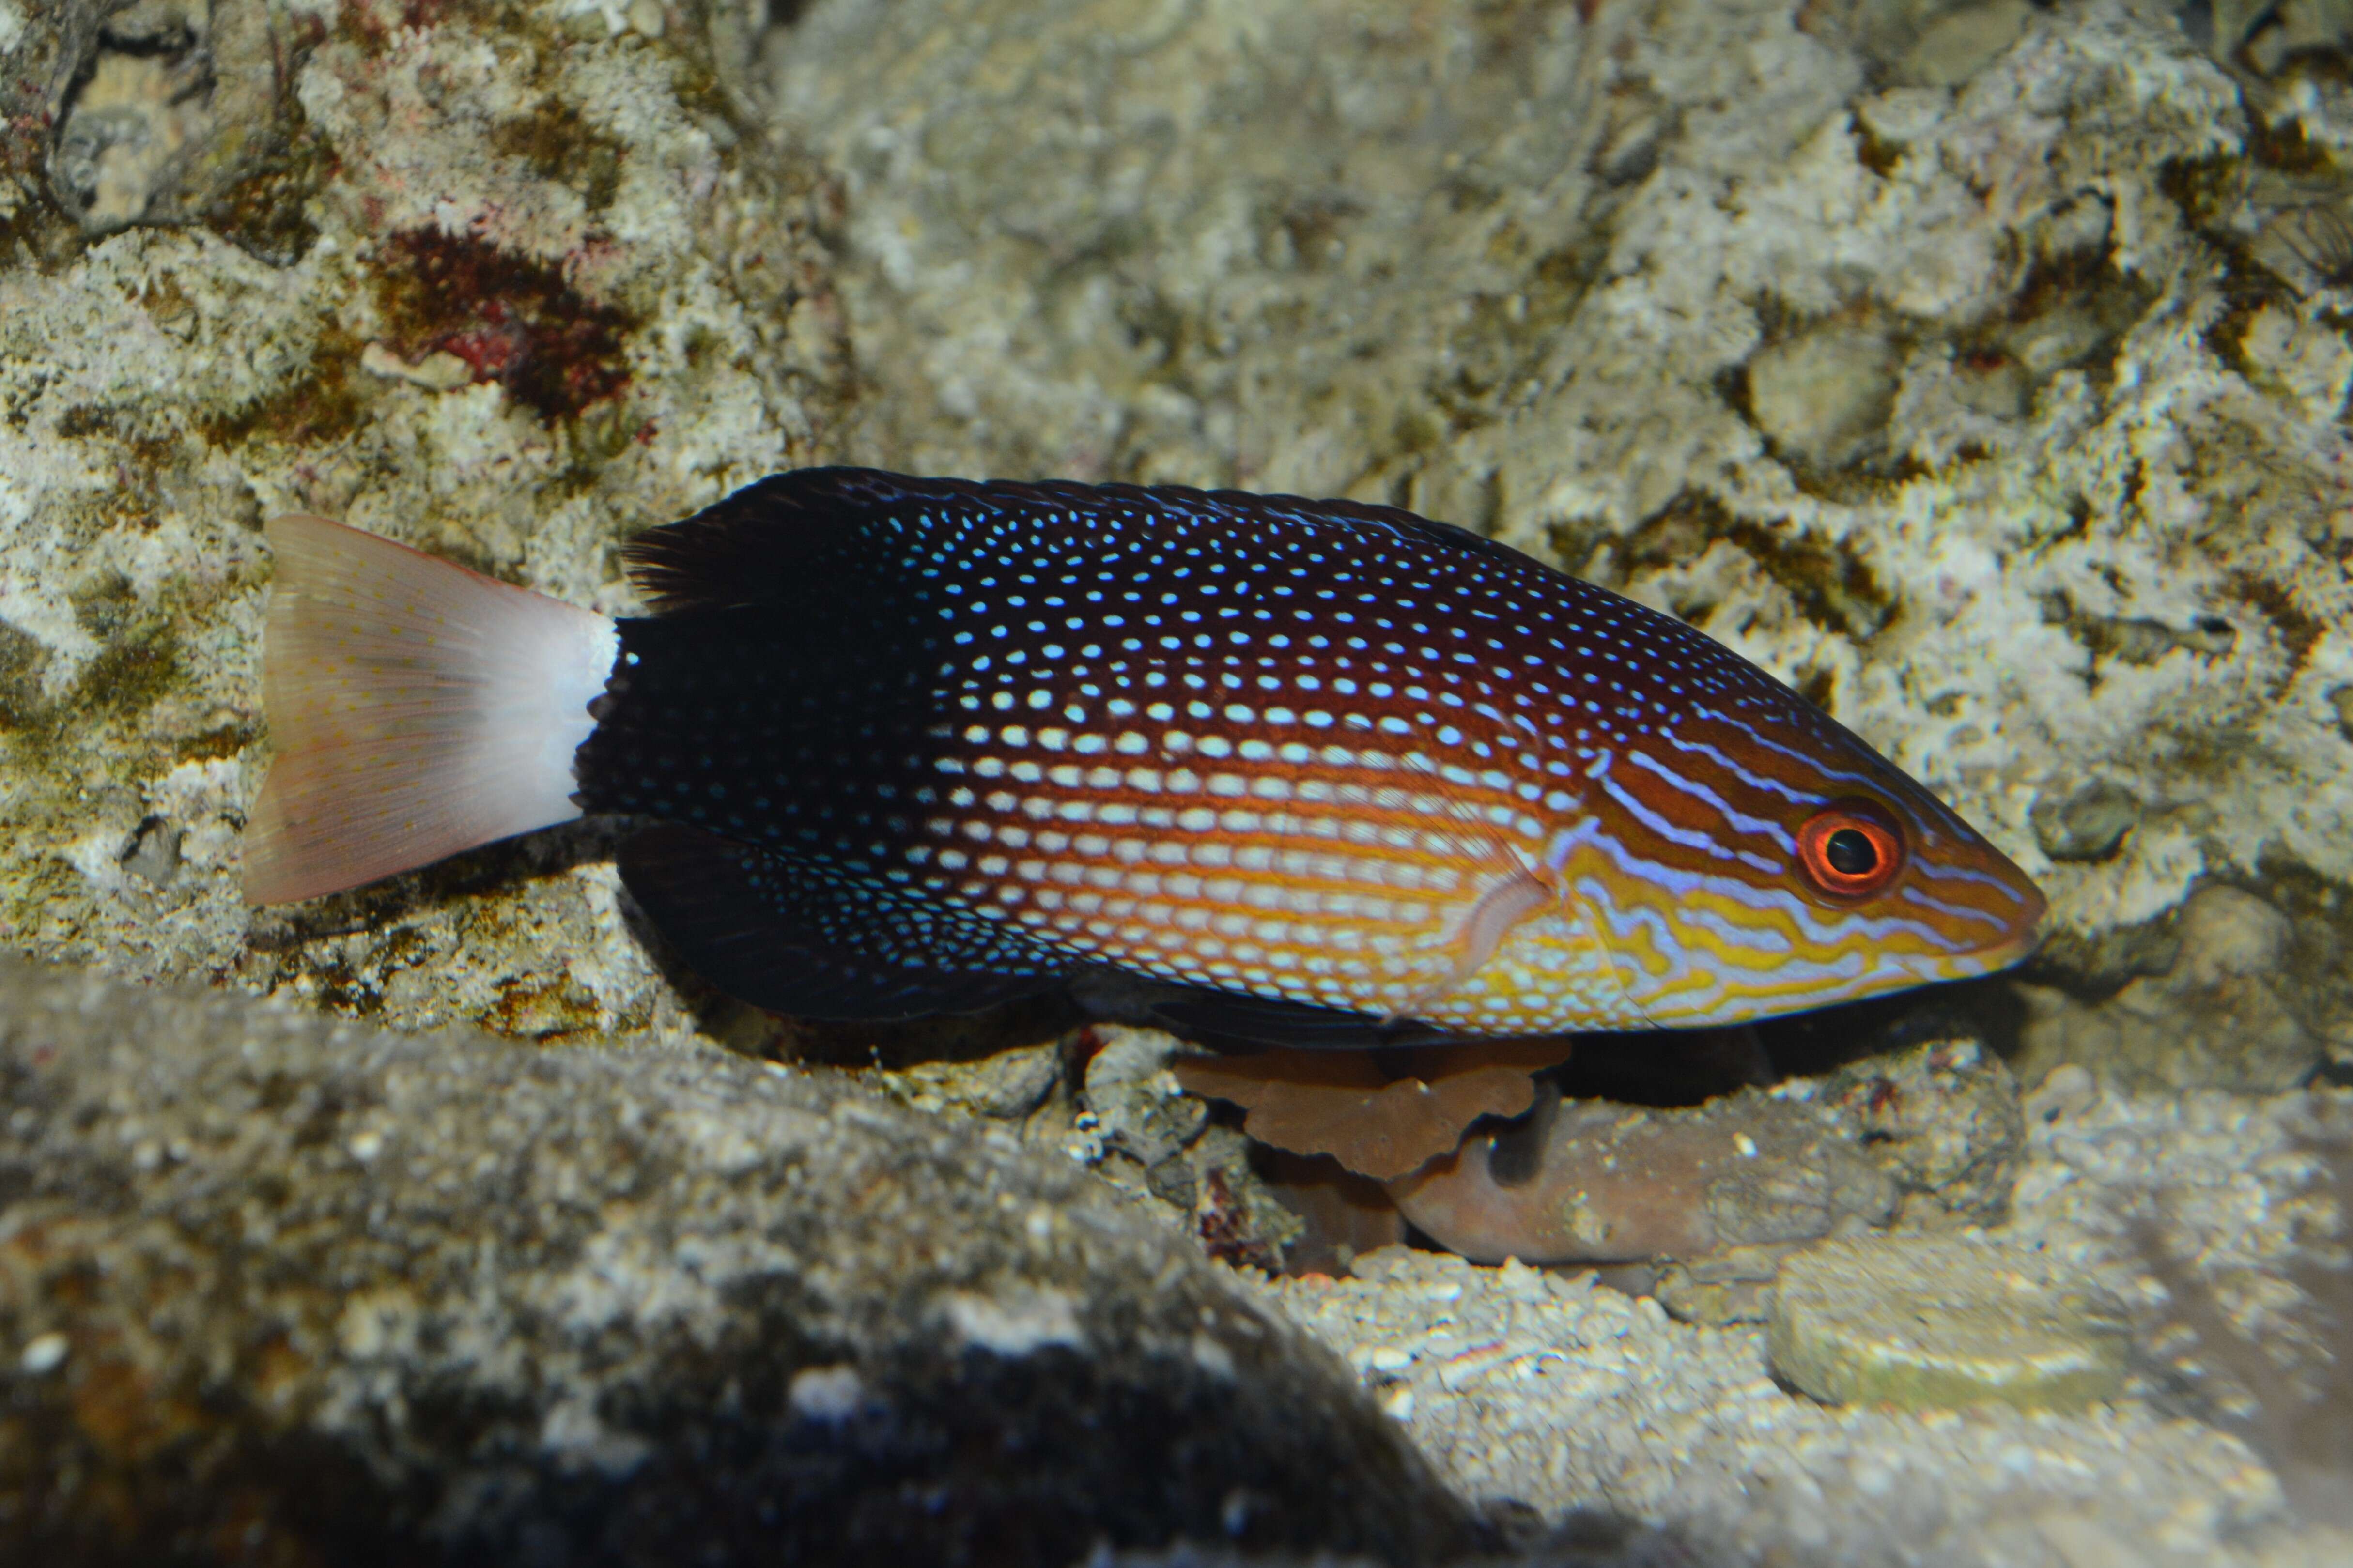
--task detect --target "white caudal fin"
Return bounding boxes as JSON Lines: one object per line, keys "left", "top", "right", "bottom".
{"left": 243, "top": 515, "right": 619, "bottom": 905}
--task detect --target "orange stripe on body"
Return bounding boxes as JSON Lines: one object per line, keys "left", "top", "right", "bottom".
{"left": 923, "top": 754, "right": 1566, "bottom": 1019}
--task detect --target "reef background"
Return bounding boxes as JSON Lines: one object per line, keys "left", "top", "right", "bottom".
{"left": 1, "top": 0, "right": 2350, "bottom": 1564}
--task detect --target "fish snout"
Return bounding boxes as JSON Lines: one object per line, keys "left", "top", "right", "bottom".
{"left": 1882, "top": 800, "right": 2049, "bottom": 979}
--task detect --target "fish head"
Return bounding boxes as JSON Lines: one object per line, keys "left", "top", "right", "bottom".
{"left": 1562, "top": 668, "right": 2046, "bottom": 1028}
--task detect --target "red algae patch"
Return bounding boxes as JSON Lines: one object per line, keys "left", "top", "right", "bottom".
{"left": 372, "top": 229, "right": 634, "bottom": 421}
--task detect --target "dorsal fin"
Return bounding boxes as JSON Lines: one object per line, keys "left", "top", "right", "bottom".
{"left": 620, "top": 467, "right": 1528, "bottom": 615}
{"left": 621, "top": 469, "right": 988, "bottom": 614}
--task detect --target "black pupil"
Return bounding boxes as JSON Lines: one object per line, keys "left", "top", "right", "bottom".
{"left": 1825, "top": 827, "right": 1878, "bottom": 876}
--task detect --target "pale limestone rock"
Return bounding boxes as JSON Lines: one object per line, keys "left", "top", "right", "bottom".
{"left": 2018, "top": 885, "right": 2320, "bottom": 1091}
{"left": 1767, "top": 1234, "right": 2131, "bottom": 1413}
{"left": 0, "top": 0, "right": 851, "bottom": 1047}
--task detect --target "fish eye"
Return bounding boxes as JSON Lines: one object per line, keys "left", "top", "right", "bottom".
{"left": 1826, "top": 829, "right": 1876, "bottom": 875}
{"left": 1796, "top": 799, "right": 1905, "bottom": 899}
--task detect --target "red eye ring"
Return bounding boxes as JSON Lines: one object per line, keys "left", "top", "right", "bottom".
{"left": 1796, "top": 799, "right": 1906, "bottom": 900}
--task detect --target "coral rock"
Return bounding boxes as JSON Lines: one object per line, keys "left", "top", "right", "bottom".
{"left": 1082, "top": 1024, "right": 1212, "bottom": 1167}
{"left": 884, "top": 1038, "right": 1062, "bottom": 1121}
{"left": 2017, "top": 885, "right": 2321, "bottom": 1091}
{"left": 0, "top": 0, "right": 851, "bottom": 1046}
{"left": 1821, "top": 1035, "right": 2026, "bottom": 1225}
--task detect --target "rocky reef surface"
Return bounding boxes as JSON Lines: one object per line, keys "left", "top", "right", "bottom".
{"left": 1271, "top": 1075, "right": 2353, "bottom": 1566}
{"left": 770, "top": 0, "right": 2353, "bottom": 1092}
{"left": 0, "top": 0, "right": 847, "bottom": 1045}
{"left": 1, "top": 0, "right": 2351, "bottom": 1563}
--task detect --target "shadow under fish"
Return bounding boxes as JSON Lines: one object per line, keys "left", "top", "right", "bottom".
{"left": 244, "top": 467, "right": 2045, "bottom": 1052}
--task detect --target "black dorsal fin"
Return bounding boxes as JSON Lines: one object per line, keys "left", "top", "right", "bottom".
{"left": 621, "top": 467, "right": 1530, "bottom": 615}
{"left": 620, "top": 469, "right": 987, "bottom": 614}
{"left": 618, "top": 824, "right": 1070, "bottom": 1020}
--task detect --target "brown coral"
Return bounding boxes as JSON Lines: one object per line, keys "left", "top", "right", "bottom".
{"left": 1169, "top": 1039, "right": 1576, "bottom": 1181}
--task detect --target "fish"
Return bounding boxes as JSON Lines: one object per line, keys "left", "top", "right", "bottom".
{"left": 244, "top": 467, "right": 2045, "bottom": 1046}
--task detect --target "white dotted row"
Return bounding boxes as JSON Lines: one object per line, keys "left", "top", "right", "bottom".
{"left": 909, "top": 830, "right": 1469, "bottom": 895}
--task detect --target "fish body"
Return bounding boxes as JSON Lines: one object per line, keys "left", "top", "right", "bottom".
{"left": 247, "top": 469, "right": 2044, "bottom": 1045}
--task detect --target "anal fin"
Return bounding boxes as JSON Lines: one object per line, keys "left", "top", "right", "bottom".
{"left": 1136, "top": 985, "right": 1463, "bottom": 1051}
{"left": 619, "top": 825, "right": 1069, "bottom": 1020}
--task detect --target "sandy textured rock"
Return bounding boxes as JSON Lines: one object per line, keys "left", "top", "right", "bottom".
{"left": 768, "top": 0, "right": 2353, "bottom": 1084}
{"left": 1084, "top": 1023, "right": 1213, "bottom": 1168}
{"left": 0, "top": 956, "right": 1483, "bottom": 1566}
{"left": 0, "top": 0, "right": 849, "bottom": 1045}
{"left": 867, "top": 1023, "right": 1331, "bottom": 1276}
{"left": 2017, "top": 883, "right": 2328, "bottom": 1091}
{"left": 1816, "top": 1035, "right": 2026, "bottom": 1225}
{"left": 881, "top": 1035, "right": 1064, "bottom": 1121}
{"left": 1384, "top": 1083, "right": 1897, "bottom": 1267}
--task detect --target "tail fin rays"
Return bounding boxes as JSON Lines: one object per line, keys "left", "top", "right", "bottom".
{"left": 243, "top": 515, "right": 619, "bottom": 905}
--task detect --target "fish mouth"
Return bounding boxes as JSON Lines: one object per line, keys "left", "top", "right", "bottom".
{"left": 1855, "top": 928, "right": 2041, "bottom": 1002}
{"left": 1957, "top": 924, "right": 2045, "bottom": 978}
{"left": 1936, "top": 896, "right": 2049, "bottom": 981}
{"left": 1907, "top": 838, "right": 2049, "bottom": 982}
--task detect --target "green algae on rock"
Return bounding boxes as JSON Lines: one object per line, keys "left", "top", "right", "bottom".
{"left": 0, "top": 956, "right": 1481, "bottom": 1566}
{"left": 1767, "top": 1235, "right": 2130, "bottom": 1413}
